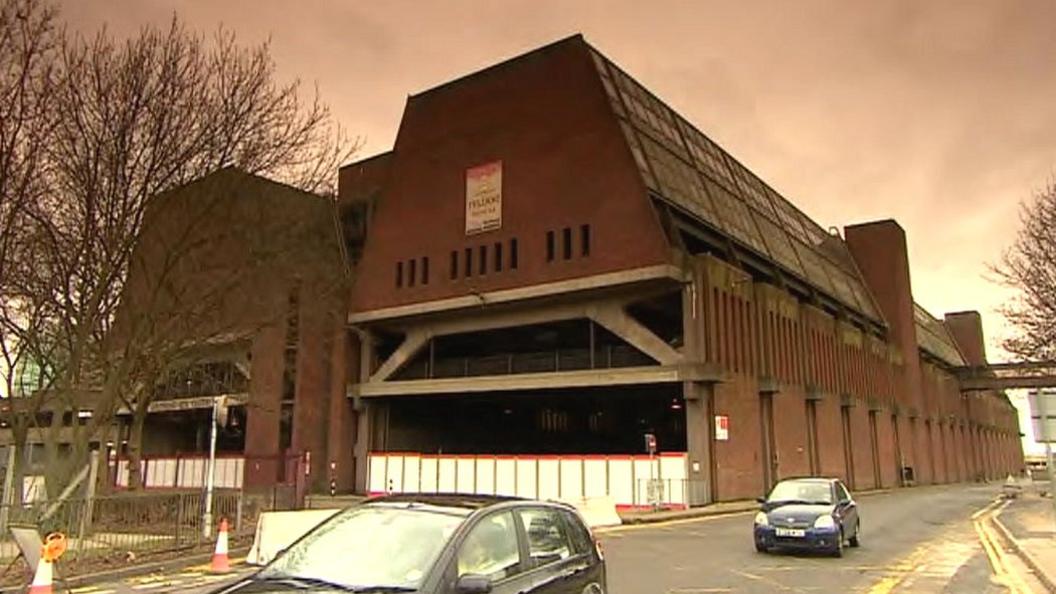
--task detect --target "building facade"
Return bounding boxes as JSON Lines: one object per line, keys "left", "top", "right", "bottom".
{"left": 118, "top": 35, "right": 1022, "bottom": 504}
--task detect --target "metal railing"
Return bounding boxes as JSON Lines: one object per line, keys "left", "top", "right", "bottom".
{"left": 0, "top": 490, "right": 256, "bottom": 566}
{"left": 396, "top": 345, "right": 656, "bottom": 381}
{"left": 632, "top": 478, "right": 711, "bottom": 509}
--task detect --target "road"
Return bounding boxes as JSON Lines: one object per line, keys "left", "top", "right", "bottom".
{"left": 599, "top": 483, "right": 1022, "bottom": 594}
{"left": 58, "top": 483, "right": 1040, "bottom": 594}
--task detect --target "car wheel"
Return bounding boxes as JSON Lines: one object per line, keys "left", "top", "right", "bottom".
{"left": 849, "top": 521, "right": 860, "bottom": 548}
{"left": 755, "top": 542, "right": 768, "bottom": 553}
{"left": 831, "top": 531, "right": 844, "bottom": 558}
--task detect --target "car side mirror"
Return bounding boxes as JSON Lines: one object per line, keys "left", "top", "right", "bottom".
{"left": 456, "top": 574, "right": 492, "bottom": 594}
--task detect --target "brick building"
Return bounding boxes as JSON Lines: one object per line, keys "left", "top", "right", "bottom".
{"left": 123, "top": 35, "right": 1022, "bottom": 504}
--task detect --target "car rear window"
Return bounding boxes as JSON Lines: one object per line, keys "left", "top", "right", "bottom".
{"left": 518, "top": 508, "right": 573, "bottom": 568}
{"left": 560, "top": 510, "right": 593, "bottom": 556}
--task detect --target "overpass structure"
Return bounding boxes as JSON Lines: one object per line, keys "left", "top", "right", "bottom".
{"left": 954, "top": 361, "right": 1056, "bottom": 391}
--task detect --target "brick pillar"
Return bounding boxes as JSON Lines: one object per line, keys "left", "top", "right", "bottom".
{"left": 327, "top": 328, "right": 358, "bottom": 492}
{"left": 244, "top": 323, "right": 284, "bottom": 489}
{"left": 845, "top": 221, "right": 924, "bottom": 419}
{"left": 292, "top": 304, "right": 330, "bottom": 492}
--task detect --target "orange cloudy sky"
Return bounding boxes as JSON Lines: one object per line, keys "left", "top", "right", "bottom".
{"left": 63, "top": 0, "right": 1056, "bottom": 365}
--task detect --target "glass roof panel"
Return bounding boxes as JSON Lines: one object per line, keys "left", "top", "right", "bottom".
{"left": 637, "top": 133, "right": 722, "bottom": 229}
{"left": 589, "top": 47, "right": 883, "bottom": 325}
{"left": 753, "top": 212, "right": 806, "bottom": 277}
{"left": 702, "top": 177, "right": 770, "bottom": 257}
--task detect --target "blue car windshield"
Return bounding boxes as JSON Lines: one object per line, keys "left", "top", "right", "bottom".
{"left": 767, "top": 481, "right": 833, "bottom": 504}
{"left": 260, "top": 504, "right": 468, "bottom": 589}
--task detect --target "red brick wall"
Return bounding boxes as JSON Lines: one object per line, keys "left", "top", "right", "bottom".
{"left": 712, "top": 377, "right": 764, "bottom": 500}
{"left": 349, "top": 38, "right": 671, "bottom": 312}
{"left": 772, "top": 388, "right": 811, "bottom": 480}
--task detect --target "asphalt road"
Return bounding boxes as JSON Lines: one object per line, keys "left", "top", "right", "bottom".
{"left": 598, "top": 483, "right": 1008, "bottom": 594}
{"left": 61, "top": 483, "right": 1027, "bottom": 594}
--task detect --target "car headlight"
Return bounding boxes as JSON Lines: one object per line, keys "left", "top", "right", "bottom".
{"left": 754, "top": 512, "right": 769, "bottom": 526}
{"left": 813, "top": 515, "right": 836, "bottom": 529}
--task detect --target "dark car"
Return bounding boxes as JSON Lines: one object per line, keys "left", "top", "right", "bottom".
{"left": 752, "top": 477, "right": 860, "bottom": 557}
{"left": 213, "top": 494, "right": 606, "bottom": 593}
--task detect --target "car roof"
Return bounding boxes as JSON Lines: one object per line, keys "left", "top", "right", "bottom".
{"left": 363, "top": 493, "right": 580, "bottom": 516}
{"left": 776, "top": 477, "right": 838, "bottom": 484}
{"left": 364, "top": 492, "right": 524, "bottom": 509}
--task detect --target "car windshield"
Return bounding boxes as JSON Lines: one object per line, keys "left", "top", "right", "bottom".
{"left": 260, "top": 503, "right": 467, "bottom": 590}
{"left": 767, "top": 481, "right": 833, "bottom": 505}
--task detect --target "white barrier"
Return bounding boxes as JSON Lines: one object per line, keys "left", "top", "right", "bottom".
{"left": 367, "top": 452, "right": 689, "bottom": 510}
{"left": 565, "top": 496, "right": 622, "bottom": 528}
{"left": 246, "top": 509, "right": 342, "bottom": 566}
{"left": 112, "top": 456, "right": 244, "bottom": 489}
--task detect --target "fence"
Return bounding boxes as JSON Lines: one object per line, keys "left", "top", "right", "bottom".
{"left": 368, "top": 452, "right": 691, "bottom": 509}
{"left": 0, "top": 490, "right": 261, "bottom": 571}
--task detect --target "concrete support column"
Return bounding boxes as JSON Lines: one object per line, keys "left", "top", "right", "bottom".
{"left": 352, "top": 400, "right": 374, "bottom": 494}
{"left": 683, "top": 382, "right": 713, "bottom": 506}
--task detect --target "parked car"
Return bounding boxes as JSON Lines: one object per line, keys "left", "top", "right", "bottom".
{"left": 752, "top": 477, "right": 860, "bottom": 557}
{"left": 213, "top": 493, "right": 606, "bottom": 593}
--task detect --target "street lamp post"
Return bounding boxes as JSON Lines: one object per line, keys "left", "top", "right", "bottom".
{"left": 202, "top": 396, "right": 220, "bottom": 539}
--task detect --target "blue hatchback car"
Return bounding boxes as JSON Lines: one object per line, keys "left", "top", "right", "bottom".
{"left": 753, "top": 477, "right": 860, "bottom": 557}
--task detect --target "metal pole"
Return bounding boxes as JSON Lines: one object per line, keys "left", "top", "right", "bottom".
{"left": 203, "top": 396, "right": 219, "bottom": 539}
{"left": 0, "top": 445, "right": 17, "bottom": 532}
{"left": 1041, "top": 392, "right": 1056, "bottom": 532}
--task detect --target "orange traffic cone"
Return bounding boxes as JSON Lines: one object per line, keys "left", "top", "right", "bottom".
{"left": 27, "top": 557, "right": 54, "bottom": 594}
{"left": 210, "top": 518, "right": 231, "bottom": 573}
{"left": 29, "top": 533, "right": 66, "bottom": 594}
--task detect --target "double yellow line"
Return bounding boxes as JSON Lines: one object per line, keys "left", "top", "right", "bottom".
{"left": 972, "top": 500, "right": 1034, "bottom": 594}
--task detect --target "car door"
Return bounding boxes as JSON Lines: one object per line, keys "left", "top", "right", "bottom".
{"left": 445, "top": 510, "right": 536, "bottom": 594}
{"left": 515, "top": 506, "right": 587, "bottom": 593}
{"left": 558, "top": 509, "right": 605, "bottom": 592}
{"left": 834, "top": 481, "right": 858, "bottom": 536}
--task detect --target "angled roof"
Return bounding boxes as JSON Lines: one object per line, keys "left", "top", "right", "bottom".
{"left": 584, "top": 42, "right": 885, "bottom": 326}
{"left": 913, "top": 303, "right": 967, "bottom": 367}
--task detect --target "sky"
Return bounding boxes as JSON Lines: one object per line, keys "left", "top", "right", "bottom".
{"left": 60, "top": 1, "right": 1056, "bottom": 452}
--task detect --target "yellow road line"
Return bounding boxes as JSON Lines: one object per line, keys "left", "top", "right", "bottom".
{"left": 973, "top": 502, "right": 1034, "bottom": 594}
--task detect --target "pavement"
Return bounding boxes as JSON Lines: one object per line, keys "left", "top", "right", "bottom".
{"left": 993, "top": 493, "right": 1056, "bottom": 592}
{"left": 55, "top": 558, "right": 256, "bottom": 594}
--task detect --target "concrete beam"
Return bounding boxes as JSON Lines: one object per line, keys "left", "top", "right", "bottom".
{"left": 349, "top": 364, "right": 718, "bottom": 397}
{"left": 369, "top": 330, "right": 430, "bottom": 383}
{"left": 589, "top": 304, "right": 683, "bottom": 366}
{"left": 363, "top": 294, "right": 684, "bottom": 382}
{"left": 959, "top": 375, "right": 1056, "bottom": 391}
{"left": 348, "top": 264, "right": 687, "bottom": 324}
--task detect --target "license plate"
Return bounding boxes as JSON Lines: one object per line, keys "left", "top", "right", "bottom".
{"left": 775, "top": 528, "right": 805, "bottom": 537}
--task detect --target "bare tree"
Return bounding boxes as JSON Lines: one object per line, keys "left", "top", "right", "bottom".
{"left": 0, "top": 0, "right": 60, "bottom": 500}
{"left": 993, "top": 180, "right": 1056, "bottom": 361}
{"left": 3, "top": 11, "right": 355, "bottom": 495}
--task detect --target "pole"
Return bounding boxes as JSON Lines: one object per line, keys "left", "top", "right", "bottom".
{"left": 0, "top": 445, "right": 16, "bottom": 532}
{"left": 203, "top": 396, "right": 219, "bottom": 539}
{"left": 1041, "top": 392, "right": 1056, "bottom": 532}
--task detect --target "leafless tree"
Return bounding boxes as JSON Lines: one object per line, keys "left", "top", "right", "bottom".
{"left": 0, "top": 0, "right": 61, "bottom": 498}
{"left": 2, "top": 9, "right": 355, "bottom": 495}
{"left": 993, "top": 180, "right": 1056, "bottom": 361}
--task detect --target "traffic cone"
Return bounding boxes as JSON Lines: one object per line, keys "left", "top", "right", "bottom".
{"left": 27, "top": 557, "right": 54, "bottom": 594}
{"left": 210, "top": 518, "right": 231, "bottom": 573}
{"left": 29, "top": 532, "right": 66, "bottom": 594}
